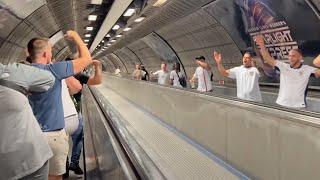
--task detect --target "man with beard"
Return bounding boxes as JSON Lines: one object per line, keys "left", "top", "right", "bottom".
{"left": 214, "top": 51, "right": 262, "bottom": 101}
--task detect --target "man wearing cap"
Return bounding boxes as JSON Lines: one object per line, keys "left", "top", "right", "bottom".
{"left": 190, "top": 56, "right": 213, "bottom": 92}
{"left": 213, "top": 51, "right": 262, "bottom": 102}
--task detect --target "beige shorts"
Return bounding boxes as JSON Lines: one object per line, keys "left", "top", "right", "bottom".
{"left": 43, "top": 129, "right": 69, "bottom": 176}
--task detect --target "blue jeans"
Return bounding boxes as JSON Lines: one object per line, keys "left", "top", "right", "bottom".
{"left": 71, "top": 114, "right": 83, "bottom": 166}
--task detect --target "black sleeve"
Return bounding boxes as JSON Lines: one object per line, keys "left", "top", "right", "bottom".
{"left": 75, "top": 73, "right": 90, "bottom": 85}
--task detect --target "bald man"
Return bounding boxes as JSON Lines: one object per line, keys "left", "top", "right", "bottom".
{"left": 255, "top": 35, "right": 320, "bottom": 108}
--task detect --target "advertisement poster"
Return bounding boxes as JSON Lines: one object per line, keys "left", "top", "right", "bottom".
{"left": 205, "top": 0, "right": 320, "bottom": 85}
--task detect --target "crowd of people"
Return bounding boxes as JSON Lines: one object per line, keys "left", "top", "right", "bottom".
{"left": 0, "top": 30, "right": 101, "bottom": 180}
{"left": 128, "top": 35, "right": 320, "bottom": 109}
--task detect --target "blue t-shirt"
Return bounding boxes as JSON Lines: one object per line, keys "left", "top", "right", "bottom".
{"left": 29, "top": 61, "right": 74, "bottom": 132}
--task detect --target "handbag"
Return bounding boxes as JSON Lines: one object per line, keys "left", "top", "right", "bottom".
{"left": 176, "top": 71, "right": 187, "bottom": 88}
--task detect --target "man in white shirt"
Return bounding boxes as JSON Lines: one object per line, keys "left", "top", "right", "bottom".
{"left": 152, "top": 62, "right": 170, "bottom": 85}
{"left": 132, "top": 64, "right": 145, "bottom": 80}
{"left": 114, "top": 67, "right": 121, "bottom": 77}
{"left": 62, "top": 77, "right": 81, "bottom": 136}
{"left": 255, "top": 35, "right": 320, "bottom": 108}
{"left": 214, "top": 51, "right": 262, "bottom": 101}
{"left": 190, "top": 56, "right": 213, "bottom": 92}
{"left": 170, "top": 62, "right": 186, "bottom": 88}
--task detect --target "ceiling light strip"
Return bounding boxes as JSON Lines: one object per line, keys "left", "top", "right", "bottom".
{"left": 89, "top": 0, "right": 133, "bottom": 52}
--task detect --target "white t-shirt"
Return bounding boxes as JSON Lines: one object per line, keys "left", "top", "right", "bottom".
{"left": 61, "top": 79, "right": 79, "bottom": 135}
{"left": 229, "top": 66, "right": 262, "bottom": 101}
{"left": 193, "top": 67, "right": 212, "bottom": 92}
{"left": 275, "top": 60, "right": 317, "bottom": 108}
{"left": 62, "top": 79, "right": 78, "bottom": 118}
{"left": 170, "top": 70, "right": 185, "bottom": 88}
{"left": 153, "top": 70, "right": 170, "bottom": 85}
{"left": 114, "top": 68, "right": 121, "bottom": 76}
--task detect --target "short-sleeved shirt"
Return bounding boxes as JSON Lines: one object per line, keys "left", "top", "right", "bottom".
{"left": 28, "top": 61, "right": 74, "bottom": 132}
{"left": 132, "top": 69, "right": 146, "bottom": 80}
{"left": 153, "top": 70, "right": 170, "bottom": 85}
{"left": 229, "top": 66, "right": 262, "bottom": 101}
{"left": 275, "top": 60, "right": 317, "bottom": 108}
{"left": 0, "top": 63, "right": 53, "bottom": 180}
{"left": 170, "top": 70, "right": 185, "bottom": 88}
{"left": 193, "top": 67, "right": 212, "bottom": 92}
{"left": 61, "top": 79, "right": 77, "bottom": 118}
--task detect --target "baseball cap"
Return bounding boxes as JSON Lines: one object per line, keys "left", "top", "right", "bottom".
{"left": 195, "top": 55, "right": 205, "bottom": 60}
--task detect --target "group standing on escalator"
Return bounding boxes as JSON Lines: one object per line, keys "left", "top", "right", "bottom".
{"left": 0, "top": 30, "right": 102, "bottom": 180}
{"left": 130, "top": 36, "right": 320, "bottom": 109}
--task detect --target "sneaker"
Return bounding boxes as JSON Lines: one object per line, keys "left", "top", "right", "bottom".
{"left": 69, "top": 163, "right": 84, "bottom": 175}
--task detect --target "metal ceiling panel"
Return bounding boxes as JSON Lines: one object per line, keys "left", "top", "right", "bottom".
{"left": 0, "top": 0, "right": 46, "bottom": 18}
{"left": 0, "top": 41, "right": 24, "bottom": 64}
{"left": 6, "top": 21, "right": 40, "bottom": 46}
{"left": 0, "top": 8, "right": 22, "bottom": 41}
{"left": 24, "top": 5, "right": 59, "bottom": 37}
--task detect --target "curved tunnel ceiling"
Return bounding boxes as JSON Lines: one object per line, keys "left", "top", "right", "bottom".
{"left": 0, "top": 0, "right": 115, "bottom": 64}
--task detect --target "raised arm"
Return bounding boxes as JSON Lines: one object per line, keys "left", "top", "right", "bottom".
{"left": 313, "top": 55, "right": 320, "bottom": 67}
{"left": 196, "top": 60, "right": 211, "bottom": 71}
{"left": 254, "top": 35, "right": 276, "bottom": 67}
{"left": 87, "top": 60, "right": 102, "bottom": 85}
{"left": 65, "top": 31, "right": 92, "bottom": 74}
{"left": 213, "top": 52, "right": 229, "bottom": 77}
{"left": 66, "top": 76, "right": 82, "bottom": 95}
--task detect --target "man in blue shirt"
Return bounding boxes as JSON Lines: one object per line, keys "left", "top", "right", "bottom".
{"left": 28, "top": 30, "right": 92, "bottom": 180}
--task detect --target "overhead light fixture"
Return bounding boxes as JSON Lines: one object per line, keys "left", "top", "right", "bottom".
{"left": 91, "top": 0, "right": 103, "bottom": 5}
{"left": 88, "top": 15, "right": 97, "bottom": 21}
{"left": 110, "top": 40, "right": 116, "bottom": 42}
{"left": 85, "top": 34, "right": 91, "bottom": 37}
{"left": 84, "top": 43, "right": 88, "bottom": 45}
{"left": 134, "top": 17, "right": 145, "bottom": 22}
{"left": 86, "top": 26, "right": 93, "bottom": 31}
{"left": 98, "top": 44, "right": 100, "bottom": 47}
{"left": 84, "top": 39, "right": 89, "bottom": 42}
{"left": 112, "top": 24, "right": 120, "bottom": 30}
{"left": 123, "top": 8, "right": 135, "bottom": 17}
{"left": 153, "top": 0, "right": 168, "bottom": 6}
{"left": 116, "top": 34, "right": 122, "bottom": 38}
{"left": 123, "top": 27, "right": 131, "bottom": 31}
{"left": 107, "top": 43, "right": 111, "bottom": 46}
{"left": 102, "top": 40, "right": 104, "bottom": 43}
{"left": 106, "top": 34, "right": 111, "bottom": 37}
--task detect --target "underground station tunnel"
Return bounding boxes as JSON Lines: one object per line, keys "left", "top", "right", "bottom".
{"left": 1, "top": 0, "right": 320, "bottom": 179}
